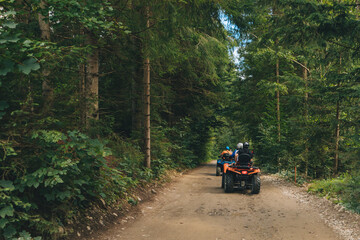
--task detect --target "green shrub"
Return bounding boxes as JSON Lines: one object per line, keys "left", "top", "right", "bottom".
{"left": 277, "top": 170, "right": 308, "bottom": 185}
{"left": 342, "top": 173, "right": 360, "bottom": 213}
{"left": 308, "top": 173, "right": 360, "bottom": 213}
{"left": 308, "top": 176, "right": 346, "bottom": 201}
{"left": 0, "top": 130, "right": 128, "bottom": 239}
{"left": 0, "top": 125, "right": 205, "bottom": 239}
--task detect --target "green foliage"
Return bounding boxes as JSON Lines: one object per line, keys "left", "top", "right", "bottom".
{"left": 1, "top": 1, "right": 359, "bottom": 237}
{"left": 127, "top": 197, "right": 138, "bottom": 206}
{"left": 0, "top": 9, "right": 40, "bottom": 76}
{"left": 308, "top": 172, "right": 360, "bottom": 213}
{"left": 0, "top": 130, "right": 133, "bottom": 239}
{"left": 18, "top": 58, "right": 40, "bottom": 75}
{"left": 342, "top": 173, "right": 360, "bottom": 213}
{"left": 217, "top": 0, "right": 360, "bottom": 182}
{"left": 276, "top": 171, "right": 308, "bottom": 186}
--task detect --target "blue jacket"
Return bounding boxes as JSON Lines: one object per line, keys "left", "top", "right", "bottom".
{"left": 231, "top": 150, "right": 238, "bottom": 158}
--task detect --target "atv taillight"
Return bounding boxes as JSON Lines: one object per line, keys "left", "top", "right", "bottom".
{"left": 241, "top": 171, "right": 248, "bottom": 174}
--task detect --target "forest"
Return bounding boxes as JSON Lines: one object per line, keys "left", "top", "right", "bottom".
{"left": 0, "top": 0, "right": 359, "bottom": 239}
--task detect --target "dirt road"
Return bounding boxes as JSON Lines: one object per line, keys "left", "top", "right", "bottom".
{"left": 90, "top": 161, "right": 360, "bottom": 240}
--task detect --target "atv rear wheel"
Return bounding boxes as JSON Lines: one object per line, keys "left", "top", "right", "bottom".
{"left": 221, "top": 172, "right": 225, "bottom": 188}
{"left": 251, "top": 174, "right": 261, "bottom": 194}
{"left": 224, "top": 173, "right": 234, "bottom": 193}
{"left": 216, "top": 166, "right": 221, "bottom": 176}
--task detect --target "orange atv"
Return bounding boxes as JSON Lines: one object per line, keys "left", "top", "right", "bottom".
{"left": 222, "top": 153, "right": 260, "bottom": 194}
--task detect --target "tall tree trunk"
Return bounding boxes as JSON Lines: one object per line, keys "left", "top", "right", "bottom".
{"left": 276, "top": 58, "right": 281, "bottom": 143}
{"left": 334, "top": 101, "right": 340, "bottom": 174}
{"left": 273, "top": 1, "right": 281, "bottom": 171}
{"left": 333, "top": 55, "right": 341, "bottom": 175}
{"left": 276, "top": 57, "right": 281, "bottom": 171}
{"left": 144, "top": 6, "right": 151, "bottom": 168}
{"left": 303, "top": 65, "right": 309, "bottom": 177}
{"left": 85, "top": 34, "right": 99, "bottom": 128}
{"left": 38, "top": 0, "right": 53, "bottom": 114}
{"left": 273, "top": 1, "right": 280, "bottom": 141}
{"left": 144, "top": 57, "right": 151, "bottom": 168}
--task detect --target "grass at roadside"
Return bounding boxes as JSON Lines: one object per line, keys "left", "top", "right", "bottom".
{"left": 265, "top": 169, "right": 360, "bottom": 214}
{"left": 307, "top": 173, "right": 360, "bottom": 214}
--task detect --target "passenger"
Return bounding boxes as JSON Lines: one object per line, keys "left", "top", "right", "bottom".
{"left": 231, "top": 142, "right": 243, "bottom": 160}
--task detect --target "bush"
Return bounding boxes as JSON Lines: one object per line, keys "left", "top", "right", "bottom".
{"left": 342, "top": 173, "right": 360, "bottom": 213}
{"left": 277, "top": 170, "right": 308, "bottom": 185}
{"left": 0, "top": 126, "right": 204, "bottom": 239}
{"left": 308, "top": 172, "right": 360, "bottom": 213}
{"left": 0, "top": 130, "right": 128, "bottom": 239}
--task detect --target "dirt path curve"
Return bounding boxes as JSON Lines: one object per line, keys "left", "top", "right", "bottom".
{"left": 91, "top": 161, "right": 360, "bottom": 240}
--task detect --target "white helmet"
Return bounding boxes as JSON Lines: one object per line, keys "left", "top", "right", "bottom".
{"left": 237, "top": 143, "right": 243, "bottom": 149}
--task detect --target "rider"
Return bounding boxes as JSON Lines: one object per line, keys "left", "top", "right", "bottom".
{"left": 243, "top": 142, "right": 253, "bottom": 158}
{"left": 220, "top": 146, "right": 232, "bottom": 157}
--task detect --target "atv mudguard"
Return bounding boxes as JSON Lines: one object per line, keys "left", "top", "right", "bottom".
{"left": 223, "top": 163, "right": 229, "bottom": 173}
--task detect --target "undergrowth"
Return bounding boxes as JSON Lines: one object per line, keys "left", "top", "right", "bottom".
{"left": 276, "top": 170, "right": 309, "bottom": 186}
{"left": 0, "top": 129, "right": 197, "bottom": 239}
{"left": 308, "top": 173, "right": 360, "bottom": 214}
{"left": 271, "top": 169, "right": 360, "bottom": 214}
